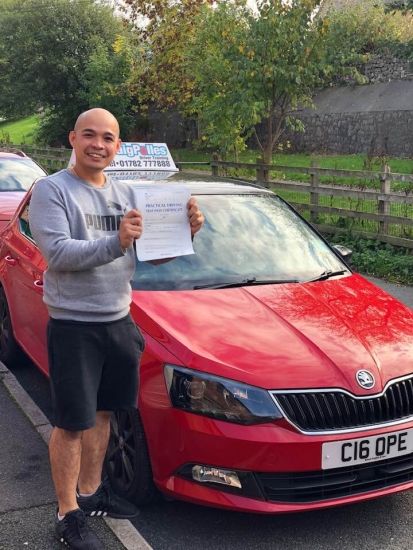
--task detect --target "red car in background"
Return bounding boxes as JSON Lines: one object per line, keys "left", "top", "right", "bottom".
{"left": 0, "top": 172, "right": 413, "bottom": 514}
{"left": 0, "top": 148, "right": 47, "bottom": 230}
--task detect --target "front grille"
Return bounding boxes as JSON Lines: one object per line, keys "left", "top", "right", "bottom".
{"left": 256, "top": 453, "right": 413, "bottom": 503}
{"left": 273, "top": 376, "right": 413, "bottom": 432}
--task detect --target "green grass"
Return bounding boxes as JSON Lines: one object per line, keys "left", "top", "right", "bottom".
{"left": 0, "top": 115, "right": 40, "bottom": 145}
{"left": 172, "top": 149, "right": 413, "bottom": 173}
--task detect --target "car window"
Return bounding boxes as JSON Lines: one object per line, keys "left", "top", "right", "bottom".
{"left": 19, "top": 204, "right": 33, "bottom": 239}
{"left": 131, "top": 194, "right": 348, "bottom": 291}
{"left": 0, "top": 158, "right": 46, "bottom": 192}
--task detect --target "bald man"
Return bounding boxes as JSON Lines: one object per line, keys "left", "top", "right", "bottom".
{"left": 29, "top": 109, "right": 204, "bottom": 549}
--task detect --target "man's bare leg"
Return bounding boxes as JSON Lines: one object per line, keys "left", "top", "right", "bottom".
{"left": 76, "top": 410, "right": 139, "bottom": 518}
{"left": 77, "top": 410, "right": 111, "bottom": 495}
{"left": 49, "top": 427, "right": 82, "bottom": 516}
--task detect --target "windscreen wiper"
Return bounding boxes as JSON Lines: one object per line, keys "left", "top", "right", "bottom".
{"left": 194, "top": 277, "right": 299, "bottom": 290}
{"left": 305, "top": 269, "right": 348, "bottom": 283}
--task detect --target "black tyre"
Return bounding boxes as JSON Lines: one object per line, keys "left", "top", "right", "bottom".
{"left": 105, "top": 409, "right": 161, "bottom": 505}
{"left": 0, "top": 287, "right": 26, "bottom": 367}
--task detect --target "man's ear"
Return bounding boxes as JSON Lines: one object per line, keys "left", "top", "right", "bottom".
{"left": 116, "top": 139, "right": 122, "bottom": 153}
{"left": 69, "top": 131, "right": 76, "bottom": 147}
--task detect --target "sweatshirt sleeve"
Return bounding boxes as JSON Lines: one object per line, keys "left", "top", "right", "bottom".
{"left": 29, "top": 178, "right": 125, "bottom": 271}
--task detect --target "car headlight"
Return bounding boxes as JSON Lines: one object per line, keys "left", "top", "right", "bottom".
{"left": 164, "top": 365, "right": 283, "bottom": 425}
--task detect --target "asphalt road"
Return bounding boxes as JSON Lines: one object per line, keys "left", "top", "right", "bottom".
{"left": 364, "top": 276, "right": 413, "bottom": 310}
{"left": 7, "top": 275, "right": 413, "bottom": 550}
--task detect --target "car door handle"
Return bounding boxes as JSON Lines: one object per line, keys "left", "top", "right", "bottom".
{"left": 34, "top": 280, "right": 43, "bottom": 288}
{"left": 5, "top": 255, "right": 17, "bottom": 266}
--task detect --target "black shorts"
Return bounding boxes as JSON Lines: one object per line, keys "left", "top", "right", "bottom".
{"left": 47, "top": 314, "right": 145, "bottom": 431}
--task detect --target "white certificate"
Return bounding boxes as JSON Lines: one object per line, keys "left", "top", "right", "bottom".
{"left": 134, "top": 187, "right": 194, "bottom": 261}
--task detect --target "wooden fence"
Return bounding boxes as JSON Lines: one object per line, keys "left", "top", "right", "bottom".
{"left": 180, "top": 158, "right": 413, "bottom": 250}
{"left": 4, "top": 144, "right": 412, "bottom": 249}
{"left": 11, "top": 144, "right": 71, "bottom": 170}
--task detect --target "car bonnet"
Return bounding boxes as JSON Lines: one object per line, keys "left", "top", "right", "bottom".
{"left": 0, "top": 191, "right": 26, "bottom": 223}
{"left": 131, "top": 273, "right": 413, "bottom": 394}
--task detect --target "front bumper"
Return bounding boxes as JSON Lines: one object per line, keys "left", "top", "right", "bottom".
{"left": 141, "top": 406, "right": 413, "bottom": 513}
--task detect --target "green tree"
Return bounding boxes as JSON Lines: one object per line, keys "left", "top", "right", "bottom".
{"left": 77, "top": 36, "right": 137, "bottom": 137}
{"left": 116, "top": 0, "right": 214, "bottom": 113}
{"left": 0, "top": 0, "right": 133, "bottom": 144}
{"left": 185, "top": 0, "right": 332, "bottom": 164}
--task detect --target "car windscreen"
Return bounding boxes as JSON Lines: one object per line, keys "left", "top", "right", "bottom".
{"left": 0, "top": 158, "right": 46, "bottom": 192}
{"left": 131, "top": 193, "right": 348, "bottom": 291}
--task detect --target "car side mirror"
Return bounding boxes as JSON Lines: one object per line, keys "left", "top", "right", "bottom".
{"left": 332, "top": 244, "right": 353, "bottom": 265}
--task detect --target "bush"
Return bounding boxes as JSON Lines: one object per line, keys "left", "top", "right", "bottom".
{"left": 321, "top": 0, "right": 413, "bottom": 90}
{"left": 327, "top": 233, "right": 413, "bottom": 285}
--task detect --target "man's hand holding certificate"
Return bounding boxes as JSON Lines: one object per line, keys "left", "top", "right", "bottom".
{"left": 134, "top": 187, "right": 195, "bottom": 261}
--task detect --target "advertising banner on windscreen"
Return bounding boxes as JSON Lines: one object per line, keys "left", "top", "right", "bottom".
{"left": 68, "top": 142, "right": 179, "bottom": 181}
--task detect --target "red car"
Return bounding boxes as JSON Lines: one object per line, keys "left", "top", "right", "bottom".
{"left": 0, "top": 148, "right": 47, "bottom": 230}
{"left": 1, "top": 173, "right": 413, "bottom": 514}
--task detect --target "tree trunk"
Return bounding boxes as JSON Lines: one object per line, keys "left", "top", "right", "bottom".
{"left": 261, "top": 116, "right": 274, "bottom": 181}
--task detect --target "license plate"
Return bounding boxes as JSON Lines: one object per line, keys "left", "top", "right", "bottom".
{"left": 322, "top": 428, "right": 413, "bottom": 470}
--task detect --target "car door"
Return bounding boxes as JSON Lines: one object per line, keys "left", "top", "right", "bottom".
{"left": 1, "top": 198, "right": 49, "bottom": 374}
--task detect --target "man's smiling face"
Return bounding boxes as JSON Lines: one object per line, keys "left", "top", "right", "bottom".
{"left": 69, "top": 109, "right": 121, "bottom": 174}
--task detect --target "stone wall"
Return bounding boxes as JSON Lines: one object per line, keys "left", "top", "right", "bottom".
{"left": 283, "top": 56, "right": 413, "bottom": 158}
{"left": 362, "top": 54, "right": 413, "bottom": 83}
{"left": 284, "top": 111, "right": 413, "bottom": 157}
{"left": 151, "top": 101, "right": 413, "bottom": 158}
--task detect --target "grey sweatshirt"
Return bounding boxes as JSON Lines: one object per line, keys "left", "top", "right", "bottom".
{"left": 29, "top": 169, "right": 138, "bottom": 322}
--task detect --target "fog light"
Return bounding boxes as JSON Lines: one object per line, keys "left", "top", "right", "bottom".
{"left": 192, "top": 465, "right": 242, "bottom": 488}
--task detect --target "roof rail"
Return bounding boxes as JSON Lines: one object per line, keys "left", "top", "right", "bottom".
{"left": 0, "top": 146, "right": 28, "bottom": 157}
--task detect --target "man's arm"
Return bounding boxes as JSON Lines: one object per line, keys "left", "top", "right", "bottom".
{"left": 29, "top": 179, "right": 132, "bottom": 271}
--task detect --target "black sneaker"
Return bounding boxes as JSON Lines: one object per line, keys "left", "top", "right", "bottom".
{"left": 77, "top": 479, "right": 139, "bottom": 519}
{"left": 55, "top": 508, "right": 104, "bottom": 550}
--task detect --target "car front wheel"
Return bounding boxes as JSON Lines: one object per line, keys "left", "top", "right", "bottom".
{"left": 105, "top": 409, "right": 161, "bottom": 505}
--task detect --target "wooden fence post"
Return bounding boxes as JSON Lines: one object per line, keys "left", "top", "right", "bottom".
{"left": 212, "top": 152, "right": 219, "bottom": 177}
{"left": 256, "top": 157, "right": 265, "bottom": 183}
{"left": 379, "top": 165, "right": 391, "bottom": 235}
{"left": 310, "top": 161, "right": 319, "bottom": 224}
